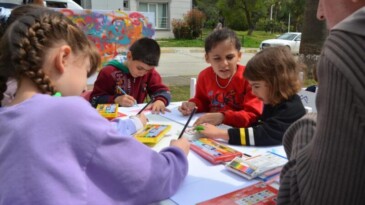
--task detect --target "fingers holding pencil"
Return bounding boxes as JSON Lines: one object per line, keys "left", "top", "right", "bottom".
{"left": 170, "top": 138, "right": 190, "bottom": 156}
{"left": 114, "top": 95, "right": 137, "bottom": 107}
{"left": 178, "top": 107, "right": 197, "bottom": 139}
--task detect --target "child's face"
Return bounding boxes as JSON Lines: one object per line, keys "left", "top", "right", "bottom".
{"left": 248, "top": 80, "right": 270, "bottom": 104}
{"left": 205, "top": 39, "right": 242, "bottom": 79}
{"left": 127, "top": 52, "right": 154, "bottom": 78}
{"left": 56, "top": 53, "right": 91, "bottom": 96}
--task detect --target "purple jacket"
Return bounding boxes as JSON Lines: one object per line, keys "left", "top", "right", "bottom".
{"left": 0, "top": 94, "right": 188, "bottom": 205}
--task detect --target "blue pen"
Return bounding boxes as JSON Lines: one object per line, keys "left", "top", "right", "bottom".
{"left": 117, "top": 86, "right": 137, "bottom": 106}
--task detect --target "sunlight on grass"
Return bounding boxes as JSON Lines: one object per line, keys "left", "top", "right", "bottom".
{"left": 157, "top": 29, "right": 280, "bottom": 48}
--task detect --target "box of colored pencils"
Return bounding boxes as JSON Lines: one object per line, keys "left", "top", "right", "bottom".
{"left": 134, "top": 124, "right": 171, "bottom": 144}
{"left": 190, "top": 138, "right": 242, "bottom": 164}
{"left": 96, "top": 104, "right": 119, "bottom": 120}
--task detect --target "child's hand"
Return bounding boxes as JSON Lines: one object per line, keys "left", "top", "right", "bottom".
{"left": 197, "top": 123, "right": 229, "bottom": 140}
{"left": 136, "top": 113, "right": 148, "bottom": 126}
{"left": 178, "top": 102, "right": 196, "bottom": 116}
{"left": 115, "top": 95, "right": 137, "bottom": 107}
{"left": 194, "top": 112, "right": 224, "bottom": 126}
{"left": 148, "top": 100, "right": 169, "bottom": 114}
{"left": 170, "top": 138, "right": 190, "bottom": 156}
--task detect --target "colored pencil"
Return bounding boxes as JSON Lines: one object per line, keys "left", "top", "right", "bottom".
{"left": 137, "top": 100, "right": 153, "bottom": 115}
{"left": 178, "top": 107, "right": 197, "bottom": 139}
{"left": 117, "top": 86, "right": 137, "bottom": 105}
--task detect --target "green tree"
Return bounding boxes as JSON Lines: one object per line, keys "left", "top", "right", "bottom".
{"left": 221, "top": 0, "right": 267, "bottom": 35}
{"left": 195, "top": 0, "right": 220, "bottom": 28}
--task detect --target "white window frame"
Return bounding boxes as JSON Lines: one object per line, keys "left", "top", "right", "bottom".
{"left": 123, "top": 0, "right": 130, "bottom": 10}
{"left": 138, "top": 1, "right": 169, "bottom": 30}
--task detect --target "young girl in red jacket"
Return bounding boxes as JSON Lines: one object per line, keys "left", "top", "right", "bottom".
{"left": 179, "top": 28, "right": 262, "bottom": 127}
{"left": 198, "top": 46, "right": 306, "bottom": 146}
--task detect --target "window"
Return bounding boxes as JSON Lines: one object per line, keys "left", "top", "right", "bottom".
{"left": 138, "top": 2, "right": 169, "bottom": 29}
{"left": 123, "top": 0, "right": 129, "bottom": 10}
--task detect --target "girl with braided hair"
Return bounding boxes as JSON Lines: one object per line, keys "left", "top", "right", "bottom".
{"left": 0, "top": 1, "right": 45, "bottom": 106}
{"left": 0, "top": 7, "right": 190, "bottom": 205}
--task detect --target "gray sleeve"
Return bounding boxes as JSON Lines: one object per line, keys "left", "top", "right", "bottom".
{"left": 278, "top": 31, "right": 365, "bottom": 205}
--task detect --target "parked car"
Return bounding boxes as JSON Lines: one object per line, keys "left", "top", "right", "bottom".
{"left": 259, "top": 32, "right": 301, "bottom": 54}
{"left": 0, "top": 0, "right": 82, "bottom": 9}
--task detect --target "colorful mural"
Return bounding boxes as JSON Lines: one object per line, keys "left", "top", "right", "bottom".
{"left": 58, "top": 9, "right": 155, "bottom": 67}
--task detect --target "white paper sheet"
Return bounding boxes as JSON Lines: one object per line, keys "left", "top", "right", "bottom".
{"left": 160, "top": 105, "right": 204, "bottom": 127}
{"left": 170, "top": 145, "right": 286, "bottom": 204}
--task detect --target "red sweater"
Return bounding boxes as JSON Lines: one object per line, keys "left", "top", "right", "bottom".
{"left": 189, "top": 65, "right": 262, "bottom": 127}
{"left": 90, "top": 62, "right": 170, "bottom": 107}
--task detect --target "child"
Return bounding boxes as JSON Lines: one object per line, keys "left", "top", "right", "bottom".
{"left": 0, "top": 2, "right": 45, "bottom": 107}
{"left": 90, "top": 37, "right": 171, "bottom": 114}
{"left": 179, "top": 28, "right": 262, "bottom": 127}
{"left": 0, "top": 8, "right": 190, "bottom": 204}
{"left": 198, "top": 46, "right": 306, "bottom": 146}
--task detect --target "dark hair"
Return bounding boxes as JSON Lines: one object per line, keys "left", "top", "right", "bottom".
{"left": 244, "top": 46, "right": 304, "bottom": 105}
{"left": 0, "top": 5, "right": 48, "bottom": 105}
{"left": 204, "top": 27, "right": 241, "bottom": 53}
{"left": 0, "top": 8, "right": 100, "bottom": 101}
{"left": 129, "top": 37, "right": 160, "bottom": 66}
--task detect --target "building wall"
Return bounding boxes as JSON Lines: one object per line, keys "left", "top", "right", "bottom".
{"left": 85, "top": 0, "right": 191, "bottom": 39}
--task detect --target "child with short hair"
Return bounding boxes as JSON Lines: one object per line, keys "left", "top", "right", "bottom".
{"left": 0, "top": 8, "right": 189, "bottom": 204}
{"left": 199, "top": 46, "right": 306, "bottom": 146}
{"left": 179, "top": 28, "right": 262, "bottom": 127}
{"left": 90, "top": 37, "right": 171, "bottom": 114}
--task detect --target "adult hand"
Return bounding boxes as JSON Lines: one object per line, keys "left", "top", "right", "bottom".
{"left": 114, "top": 95, "right": 136, "bottom": 107}
{"left": 194, "top": 112, "right": 224, "bottom": 126}
{"left": 178, "top": 102, "right": 196, "bottom": 116}
{"left": 147, "top": 100, "right": 170, "bottom": 114}
{"left": 170, "top": 138, "right": 190, "bottom": 155}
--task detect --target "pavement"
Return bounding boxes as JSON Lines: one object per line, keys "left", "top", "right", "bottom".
{"left": 87, "top": 47, "right": 259, "bottom": 88}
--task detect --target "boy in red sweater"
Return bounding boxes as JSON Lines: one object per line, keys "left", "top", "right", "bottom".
{"left": 179, "top": 28, "right": 262, "bottom": 127}
{"left": 90, "top": 38, "right": 171, "bottom": 114}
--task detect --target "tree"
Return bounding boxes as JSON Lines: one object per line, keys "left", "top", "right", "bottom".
{"left": 223, "top": 0, "right": 267, "bottom": 35}
{"left": 195, "top": 0, "right": 220, "bottom": 28}
{"left": 299, "top": 0, "right": 327, "bottom": 80}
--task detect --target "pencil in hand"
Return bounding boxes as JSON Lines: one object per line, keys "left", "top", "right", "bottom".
{"left": 178, "top": 107, "right": 197, "bottom": 139}
{"left": 137, "top": 100, "right": 153, "bottom": 115}
{"left": 117, "top": 86, "right": 137, "bottom": 106}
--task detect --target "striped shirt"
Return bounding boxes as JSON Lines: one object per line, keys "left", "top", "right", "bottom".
{"left": 278, "top": 7, "right": 365, "bottom": 205}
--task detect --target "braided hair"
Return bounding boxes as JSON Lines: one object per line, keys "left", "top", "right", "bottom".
{"left": 0, "top": 8, "right": 100, "bottom": 102}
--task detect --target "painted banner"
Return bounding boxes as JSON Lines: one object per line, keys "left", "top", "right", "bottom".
{"left": 58, "top": 9, "right": 155, "bottom": 66}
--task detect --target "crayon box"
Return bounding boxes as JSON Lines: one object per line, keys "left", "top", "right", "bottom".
{"left": 96, "top": 104, "right": 119, "bottom": 120}
{"left": 134, "top": 124, "right": 171, "bottom": 144}
{"left": 190, "top": 138, "right": 242, "bottom": 164}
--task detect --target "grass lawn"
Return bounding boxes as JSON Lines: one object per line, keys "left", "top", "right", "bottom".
{"left": 170, "top": 85, "right": 190, "bottom": 102}
{"left": 157, "top": 29, "right": 280, "bottom": 48}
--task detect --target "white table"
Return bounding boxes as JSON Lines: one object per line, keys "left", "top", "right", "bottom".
{"left": 118, "top": 102, "right": 286, "bottom": 205}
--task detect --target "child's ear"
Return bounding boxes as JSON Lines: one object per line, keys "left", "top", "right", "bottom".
{"left": 204, "top": 53, "right": 210, "bottom": 63}
{"left": 127, "top": 51, "right": 133, "bottom": 61}
{"left": 54, "top": 45, "right": 72, "bottom": 74}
